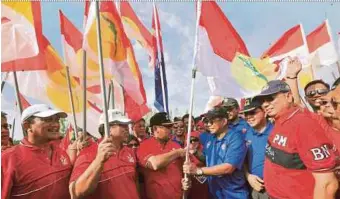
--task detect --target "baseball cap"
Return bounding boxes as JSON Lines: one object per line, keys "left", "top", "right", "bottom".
{"left": 240, "top": 98, "right": 262, "bottom": 113}
{"left": 221, "top": 97, "right": 239, "bottom": 108}
{"left": 257, "top": 80, "right": 291, "bottom": 97}
{"left": 21, "top": 104, "right": 67, "bottom": 123}
{"left": 205, "top": 106, "right": 228, "bottom": 120}
{"left": 99, "top": 109, "right": 131, "bottom": 125}
{"left": 149, "top": 112, "right": 174, "bottom": 127}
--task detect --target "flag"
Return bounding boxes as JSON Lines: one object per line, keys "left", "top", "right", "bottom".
{"left": 1, "top": 2, "right": 47, "bottom": 71}
{"left": 120, "top": 1, "right": 154, "bottom": 67}
{"left": 307, "top": 20, "right": 338, "bottom": 66}
{"left": 261, "top": 24, "right": 310, "bottom": 65}
{"left": 152, "top": 4, "right": 169, "bottom": 113}
{"left": 197, "top": 2, "right": 276, "bottom": 98}
{"left": 83, "top": 2, "right": 149, "bottom": 120}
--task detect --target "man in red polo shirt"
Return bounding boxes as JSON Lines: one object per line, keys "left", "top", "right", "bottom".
{"left": 2, "top": 104, "right": 72, "bottom": 199}
{"left": 137, "top": 112, "right": 186, "bottom": 199}
{"left": 256, "top": 80, "right": 338, "bottom": 199}
{"left": 69, "top": 109, "right": 139, "bottom": 199}
{"left": 1, "top": 112, "right": 13, "bottom": 151}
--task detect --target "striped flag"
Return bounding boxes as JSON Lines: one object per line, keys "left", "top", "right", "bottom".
{"left": 152, "top": 4, "right": 169, "bottom": 113}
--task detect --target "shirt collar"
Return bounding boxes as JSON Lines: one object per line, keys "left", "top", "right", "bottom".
{"left": 276, "top": 105, "right": 301, "bottom": 125}
{"left": 20, "top": 138, "right": 53, "bottom": 150}
{"left": 252, "top": 121, "right": 272, "bottom": 136}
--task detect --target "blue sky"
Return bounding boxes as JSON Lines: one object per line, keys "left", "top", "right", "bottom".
{"left": 2, "top": 2, "right": 340, "bottom": 128}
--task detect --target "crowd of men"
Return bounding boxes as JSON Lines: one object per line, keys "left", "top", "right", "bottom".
{"left": 1, "top": 58, "right": 340, "bottom": 199}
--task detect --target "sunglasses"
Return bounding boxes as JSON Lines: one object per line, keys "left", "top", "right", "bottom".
{"left": 258, "top": 94, "right": 278, "bottom": 104}
{"left": 190, "top": 138, "right": 199, "bottom": 143}
{"left": 1, "top": 124, "right": 12, "bottom": 130}
{"left": 306, "top": 89, "right": 329, "bottom": 98}
{"left": 244, "top": 109, "right": 261, "bottom": 116}
{"left": 127, "top": 143, "right": 139, "bottom": 148}
{"left": 320, "top": 99, "right": 340, "bottom": 109}
{"left": 207, "top": 118, "right": 223, "bottom": 125}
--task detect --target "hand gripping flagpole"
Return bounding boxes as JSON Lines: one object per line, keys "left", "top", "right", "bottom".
{"left": 183, "top": 1, "right": 202, "bottom": 199}
{"left": 95, "top": 1, "right": 110, "bottom": 138}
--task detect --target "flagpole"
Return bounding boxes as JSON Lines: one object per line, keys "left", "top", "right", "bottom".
{"left": 11, "top": 118, "right": 15, "bottom": 141}
{"left": 1, "top": 72, "right": 9, "bottom": 92}
{"left": 183, "top": 1, "right": 202, "bottom": 199}
{"left": 82, "top": 50, "right": 87, "bottom": 136}
{"left": 65, "top": 66, "right": 78, "bottom": 139}
{"left": 13, "top": 71, "right": 25, "bottom": 136}
{"left": 153, "top": 2, "right": 168, "bottom": 113}
{"left": 95, "top": 1, "right": 110, "bottom": 137}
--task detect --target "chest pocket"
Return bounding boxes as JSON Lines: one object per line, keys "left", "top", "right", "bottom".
{"left": 215, "top": 141, "right": 229, "bottom": 164}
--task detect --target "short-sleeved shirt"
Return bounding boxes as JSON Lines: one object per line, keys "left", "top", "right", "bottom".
{"left": 136, "top": 137, "right": 183, "bottom": 199}
{"left": 1, "top": 138, "right": 72, "bottom": 199}
{"left": 228, "top": 118, "right": 251, "bottom": 139}
{"left": 199, "top": 131, "right": 211, "bottom": 147}
{"left": 203, "top": 130, "right": 249, "bottom": 199}
{"left": 245, "top": 122, "right": 273, "bottom": 179}
{"left": 264, "top": 106, "right": 336, "bottom": 199}
{"left": 70, "top": 139, "right": 139, "bottom": 199}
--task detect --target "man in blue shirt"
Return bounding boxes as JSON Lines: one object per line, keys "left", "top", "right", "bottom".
{"left": 184, "top": 106, "right": 249, "bottom": 199}
{"left": 222, "top": 98, "right": 251, "bottom": 137}
{"left": 242, "top": 98, "right": 273, "bottom": 199}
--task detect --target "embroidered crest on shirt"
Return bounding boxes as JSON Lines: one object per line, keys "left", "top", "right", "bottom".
{"left": 242, "top": 128, "right": 247, "bottom": 134}
{"left": 127, "top": 153, "right": 135, "bottom": 163}
{"left": 60, "top": 155, "right": 68, "bottom": 166}
{"left": 246, "top": 140, "right": 252, "bottom": 147}
{"left": 206, "top": 141, "right": 211, "bottom": 149}
{"left": 221, "top": 143, "right": 226, "bottom": 150}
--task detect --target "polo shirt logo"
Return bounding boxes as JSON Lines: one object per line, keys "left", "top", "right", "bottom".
{"left": 310, "top": 144, "right": 331, "bottom": 161}
{"left": 206, "top": 141, "right": 211, "bottom": 149}
{"left": 273, "top": 134, "right": 287, "bottom": 147}
{"left": 127, "top": 153, "right": 135, "bottom": 163}
{"left": 221, "top": 143, "right": 226, "bottom": 151}
{"left": 60, "top": 155, "right": 68, "bottom": 166}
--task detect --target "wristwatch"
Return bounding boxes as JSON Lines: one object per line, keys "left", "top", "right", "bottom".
{"left": 196, "top": 168, "right": 204, "bottom": 176}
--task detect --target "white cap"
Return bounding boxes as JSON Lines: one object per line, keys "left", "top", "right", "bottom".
{"left": 99, "top": 109, "right": 131, "bottom": 125}
{"left": 21, "top": 104, "right": 67, "bottom": 123}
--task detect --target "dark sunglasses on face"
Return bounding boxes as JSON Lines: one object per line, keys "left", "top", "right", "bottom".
{"left": 244, "top": 109, "right": 260, "bottom": 116}
{"left": 190, "top": 138, "right": 199, "bottom": 143}
{"left": 127, "top": 143, "right": 139, "bottom": 148}
{"left": 306, "top": 89, "right": 329, "bottom": 98}
{"left": 1, "top": 124, "right": 11, "bottom": 130}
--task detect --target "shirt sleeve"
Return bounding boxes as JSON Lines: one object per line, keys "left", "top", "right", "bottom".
{"left": 296, "top": 117, "right": 336, "bottom": 172}
{"left": 1, "top": 152, "right": 15, "bottom": 199}
{"left": 69, "top": 153, "right": 92, "bottom": 183}
{"left": 224, "top": 132, "right": 247, "bottom": 170}
{"left": 136, "top": 143, "right": 154, "bottom": 168}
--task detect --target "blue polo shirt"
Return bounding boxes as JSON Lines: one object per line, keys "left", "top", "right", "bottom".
{"left": 228, "top": 118, "right": 251, "bottom": 139}
{"left": 199, "top": 131, "right": 211, "bottom": 147}
{"left": 245, "top": 122, "right": 273, "bottom": 179}
{"left": 204, "top": 130, "right": 249, "bottom": 199}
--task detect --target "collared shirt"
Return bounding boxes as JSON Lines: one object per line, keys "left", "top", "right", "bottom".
{"left": 70, "top": 139, "right": 139, "bottom": 199}
{"left": 1, "top": 138, "right": 72, "bottom": 199}
{"left": 137, "top": 137, "right": 183, "bottom": 199}
{"left": 172, "top": 136, "right": 185, "bottom": 148}
{"left": 199, "top": 131, "right": 211, "bottom": 147}
{"left": 264, "top": 106, "right": 336, "bottom": 199}
{"left": 203, "top": 130, "right": 249, "bottom": 199}
{"left": 245, "top": 121, "right": 273, "bottom": 179}
{"left": 228, "top": 118, "right": 251, "bottom": 138}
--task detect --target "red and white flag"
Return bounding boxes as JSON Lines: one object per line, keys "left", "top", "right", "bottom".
{"left": 261, "top": 24, "right": 310, "bottom": 66}
{"left": 307, "top": 20, "right": 338, "bottom": 66}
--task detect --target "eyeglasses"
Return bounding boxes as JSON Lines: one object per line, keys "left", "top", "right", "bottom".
{"left": 306, "top": 89, "right": 329, "bottom": 98}
{"left": 190, "top": 138, "right": 199, "bottom": 143}
{"left": 258, "top": 93, "right": 281, "bottom": 104}
{"left": 207, "top": 118, "right": 223, "bottom": 125}
{"left": 127, "top": 143, "right": 139, "bottom": 148}
{"left": 1, "top": 124, "right": 12, "bottom": 130}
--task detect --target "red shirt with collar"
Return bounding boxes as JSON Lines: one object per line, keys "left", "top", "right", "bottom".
{"left": 136, "top": 137, "right": 183, "bottom": 199}
{"left": 70, "top": 139, "right": 139, "bottom": 199}
{"left": 1, "top": 138, "right": 72, "bottom": 199}
{"left": 264, "top": 106, "right": 336, "bottom": 199}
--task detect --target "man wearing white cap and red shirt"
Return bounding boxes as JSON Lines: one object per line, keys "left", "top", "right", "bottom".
{"left": 2, "top": 104, "right": 72, "bottom": 199}
{"left": 69, "top": 109, "right": 140, "bottom": 199}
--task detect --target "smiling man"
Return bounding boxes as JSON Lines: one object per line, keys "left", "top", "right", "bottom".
{"left": 256, "top": 80, "right": 338, "bottom": 199}
{"left": 2, "top": 104, "right": 72, "bottom": 199}
{"left": 304, "top": 80, "right": 330, "bottom": 113}
{"left": 242, "top": 98, "right": 273, "bottom": 199}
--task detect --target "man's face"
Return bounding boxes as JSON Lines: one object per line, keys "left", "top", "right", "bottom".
{"left": 110, "top": 123, "right": 129, "bottom": 143}
{"left": 154, "top": 125, "right": 172, "bottom": 142}
{"left": 175, "top": 121, "right": 185, "bottom": 136}
{"left": 330, "top": 87, "right": 340, "bottom": 120}
{"left": 261, "top": 92, "right": 291, "bottom": 118}
{"left": 1, "top": 117, "right": 10, "bottom": 146}
{"left": 207, "top": 117, "right": 227, "bottom": 134}
{"left": 245, "top": 108, "right": 266, "bottom": 128}
{"left": 184, "top": 117, "right": 195, "bottom": 130}
{"left": 305, "top": 83, "right": 329, "bottom": 107}
{"left": 133, "top": 120, "right": 146, "bottom": 138}
{"left": 28, "top": 115, "right": 61, "bottom": 141}
{"left": 318, "top": 93, "right": 335, "bottom": 119}
{"left": 226, "top": 107, "right": 239, "bottom": 122}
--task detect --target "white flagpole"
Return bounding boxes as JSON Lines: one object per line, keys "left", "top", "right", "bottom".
{"left": 12, "top": 71, "right": 25, "bottom": 136}
{"left": 153, "top": 2, "right": 168, "bottom": 113}
{"left": 95, "top": 1, "right": 110, "bottom": 137}
{"left": 183, "top": 1, "right": 202, "bottom": 199}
